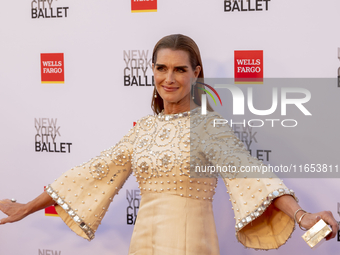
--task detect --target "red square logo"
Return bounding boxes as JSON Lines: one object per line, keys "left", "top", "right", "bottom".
{"left": 234, "top": 50, "right": 263, "bottom": 83}
{"left": 131, "top": 0, "right": 157, "bottom": 12}
{"left": 44, "top": 186, "right": 59, "bottom": 217}
{"left": 41, "top": 53, "right": 65, "bottom": 84}
{"left": 45, "top": 205, "right": 59, "bottom": 217}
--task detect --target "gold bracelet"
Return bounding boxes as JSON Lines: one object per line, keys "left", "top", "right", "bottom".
{"left": 298, "top": 212, "right": 309, "bottom": 231}
{"left": 294, "top": 208, "right": 307, "bottom": 223}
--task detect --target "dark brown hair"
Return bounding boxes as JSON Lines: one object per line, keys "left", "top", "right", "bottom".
{"left": 151, "top": 34, "right": 213, "bottom": 114}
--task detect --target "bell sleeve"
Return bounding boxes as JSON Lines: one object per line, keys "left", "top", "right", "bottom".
{"left": 198, "top": 112, "right": 298, "bottom": 250}
{"left": 45, "top": 125, "right": 138, "bottom": 241}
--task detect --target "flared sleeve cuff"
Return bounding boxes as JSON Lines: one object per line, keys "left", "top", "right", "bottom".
{"left": 45, "top": 125, "right": 137, "bottom": 241}
{"left": 46, "top": 149, "right": 133, "bottom": 241}
{"left": 46, "top": 185, "right": 95, "bottom": 240}
{"left": 232, "top": 186, "right": 298, "bottom": 250}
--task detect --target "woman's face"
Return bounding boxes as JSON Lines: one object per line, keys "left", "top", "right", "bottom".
{"left": 153, "top": 48, "right": 201, "bottom": 109}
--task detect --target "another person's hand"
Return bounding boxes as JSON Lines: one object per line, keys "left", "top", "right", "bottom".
{"left": 0, "top": 199, "right": 29, "bottom": 225}
{"left": 299, "top": 211, "right": 339, "bottom": 240}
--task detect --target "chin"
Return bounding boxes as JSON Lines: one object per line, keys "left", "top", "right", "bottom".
{"left": 161, "top": 95, "right": 179, "bottom": 102}
{"left": 163, "top": 99, "right": 181, "bottom": 104}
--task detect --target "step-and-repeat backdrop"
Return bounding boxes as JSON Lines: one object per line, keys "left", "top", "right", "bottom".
{"left": 1, "top": 0, "right": 340, "bottom": 254}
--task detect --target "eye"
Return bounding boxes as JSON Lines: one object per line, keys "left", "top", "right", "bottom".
{"left": 156, "top": 66, "right": 166, "bottom": 71}
{"left": 176, "top": 68, "right": 186, "bottom": 73}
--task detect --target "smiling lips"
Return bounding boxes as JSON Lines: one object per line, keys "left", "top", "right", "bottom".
{"left": 162, "top": 85, "right": 179, "bottom": 92}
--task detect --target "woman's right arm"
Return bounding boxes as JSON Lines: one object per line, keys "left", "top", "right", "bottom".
{"left": 0, "top": 119, "right": 140, "bottom": 237}
{"left": 0, "top": 191, "right": 55, "bottom": 225}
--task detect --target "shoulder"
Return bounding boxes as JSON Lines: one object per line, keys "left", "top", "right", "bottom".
{"left": 191, "top": 110, "right": 234, "bottom": 137}
{"left": 134, "top": 114, "right": 157, "bottom": 132}
{"left": 191, "top": 109, "right": 229, "bottom": 127}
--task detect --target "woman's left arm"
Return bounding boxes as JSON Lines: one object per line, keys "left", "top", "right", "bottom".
{"left": 274, "top": 194, "right": 339, "bottom": 240}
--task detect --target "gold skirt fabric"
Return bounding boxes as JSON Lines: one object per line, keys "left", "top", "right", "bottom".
{"left": 128, "top": 193, "right": 220, "bottom": 255}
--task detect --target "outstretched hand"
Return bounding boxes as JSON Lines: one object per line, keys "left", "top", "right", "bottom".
{"left": 274, "top": 195, "right": 339, "bottom": 242}
{"left": 0, "top": 199, "right": 29, "bottom": 225}
{"left": 299, "top": 211, "right": 339, "bottom": 241}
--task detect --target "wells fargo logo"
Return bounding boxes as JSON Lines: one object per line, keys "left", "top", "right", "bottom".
{"left": 131, "top": 0, "right": 157, "bottom": 13}
{"left": 40, "top": 53, "right": 65, "bottom": 84}
{"left": 234, "top": 50, "right": 263, "bottom": 84}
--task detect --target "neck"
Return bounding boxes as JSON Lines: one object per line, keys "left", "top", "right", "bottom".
{"left": 163, "top": 98, "right": 198, "bottom": 114}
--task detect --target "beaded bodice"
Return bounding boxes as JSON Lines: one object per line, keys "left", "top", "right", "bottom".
{"left": 131, "top": 108, "right": 218, "bottom": 201}
{"left": 47, "top": 107, "right": 297, "bottom": 245}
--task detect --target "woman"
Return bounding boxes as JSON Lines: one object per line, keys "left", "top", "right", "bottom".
{"left": 0, "top": 34, "right": 338, "bottom": 254}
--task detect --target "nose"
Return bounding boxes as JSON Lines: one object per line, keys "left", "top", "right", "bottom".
{"left": 165, "top": 71, "right": 175, "bottom": 84}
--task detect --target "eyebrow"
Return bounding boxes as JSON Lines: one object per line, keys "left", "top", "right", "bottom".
{"left": 155, "top": 64, "right": 189, "bottom": 69}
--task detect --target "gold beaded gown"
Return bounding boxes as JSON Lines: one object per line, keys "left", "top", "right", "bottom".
{"left": 46, "top": 108, "right": 297, "bottom": 254}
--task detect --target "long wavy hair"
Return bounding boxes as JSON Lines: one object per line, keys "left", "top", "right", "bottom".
{"left": 151, "top": 34, "right": 213, "bottom": 114}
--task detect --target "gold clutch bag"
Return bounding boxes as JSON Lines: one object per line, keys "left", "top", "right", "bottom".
{"left": 302, "top": 219, "right": 332, "bottom": 249}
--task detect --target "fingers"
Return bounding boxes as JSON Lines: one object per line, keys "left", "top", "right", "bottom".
{"left": 0, "top": 199, "right": 9, "bottom": 213}
{"left": 0, "top": 200, "right": 5, "bottom": 212}
{"left": 0, "top": 199, "right": 13, "bottom": 207}
{"left": 0, "top": 216, "right": 15, "bottom": 225}
{"left": 318, "top": 211, "right": 339, "bottom": 241}
{"left": 301, "top": 211, "right": 338, "bottom": 241}
{"left": 0, "top": 217, "right": 8, "bottom": 225}
{"left": 324, "top": 211, "right": 338, "bottom": 240}
{"left": 0, "top": 200, "right": 17, "bottom": 225}
{"left": 0, "top": 213, "right": 12, "bottom": 225}
{"left": 0, "top": 199, "right": 11, "bottom": 203}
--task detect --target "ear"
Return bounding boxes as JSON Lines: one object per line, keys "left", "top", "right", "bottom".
{"left": 152, "top": 63, "right": 155, "bottom": 73}
{"left": 194, "top": 65, "right": 201, "bottom": 78}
